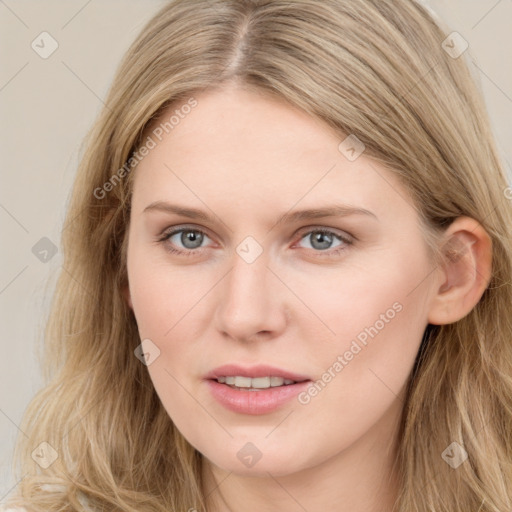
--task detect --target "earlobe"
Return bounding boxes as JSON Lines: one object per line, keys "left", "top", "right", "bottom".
{"left": 427, "top": 217, "right": 492, "bottom": 325}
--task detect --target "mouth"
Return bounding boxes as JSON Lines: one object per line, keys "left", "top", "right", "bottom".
{"left": 204, "top": 364, "right": 312, "bottom": 414}
{"left": 213, "top": 375, "right": 304, "bottom": 391}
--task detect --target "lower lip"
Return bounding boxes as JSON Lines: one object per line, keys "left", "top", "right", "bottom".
{"left": 206, "top": 379, "right": 311, "bottom": 415}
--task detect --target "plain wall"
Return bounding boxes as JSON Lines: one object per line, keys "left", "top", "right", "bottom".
{"left": 1, "top": 0, "right": 511, "bottom": 502}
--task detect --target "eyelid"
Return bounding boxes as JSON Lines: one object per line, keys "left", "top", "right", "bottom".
{"left": 294, "top": 225, "right": 355, "bottom": 243}
{"left": 158, "top": 223, "right": 212, "bottom": 238}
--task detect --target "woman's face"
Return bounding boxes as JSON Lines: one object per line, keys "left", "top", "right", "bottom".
{"left": 125, "top": 84, "right": 439, "bottom": 476}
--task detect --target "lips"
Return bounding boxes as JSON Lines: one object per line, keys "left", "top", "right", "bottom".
{"left": 204, "top": 364, "right": 310, "bottom": 383}
{"left": 204, "top": 364, "right": 312, "bottom": 415}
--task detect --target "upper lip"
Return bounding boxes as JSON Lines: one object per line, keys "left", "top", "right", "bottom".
{"left": 205, "top": 364, "right": 311, "bottom": 382}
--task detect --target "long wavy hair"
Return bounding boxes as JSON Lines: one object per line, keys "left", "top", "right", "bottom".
{"left": 6, "top": 1, "right": 512, "bottom": 511}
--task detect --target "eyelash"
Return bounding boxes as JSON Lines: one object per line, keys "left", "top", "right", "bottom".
{"left": 156, "top": 225, "right": 354, "bottom": 258}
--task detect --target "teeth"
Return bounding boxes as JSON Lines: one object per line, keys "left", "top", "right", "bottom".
{"left": 234, "top": 376, "right": 252, "bottom": 388}
{"left": 251, "top": 377, "right": 271, "bottom": 388}
{"left": 216, "top": 376, "right": 297, "bottom": 389}
{"left": 270, "top": 376, "right": 284, "bottom": 387}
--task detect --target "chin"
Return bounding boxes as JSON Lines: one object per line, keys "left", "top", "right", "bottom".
{"left": 201, "top": 443, "right": 311, "bottom": 478}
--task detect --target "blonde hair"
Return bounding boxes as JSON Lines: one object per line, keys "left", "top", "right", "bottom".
{"left": 7, "top": 1, "right": 512, "bottom": 511}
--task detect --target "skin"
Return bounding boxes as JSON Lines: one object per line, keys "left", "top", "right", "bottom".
{"left": 123, "top": 83, "right": 492, "bottom": 512}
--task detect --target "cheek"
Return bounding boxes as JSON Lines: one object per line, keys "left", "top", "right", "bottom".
{"left": 127, "top": 251, "right": 215, "bottom": 398}
{"left": 278, "top": 247, "right": 430, "bottom": 348}
{"left": 295, "top": 255, "right": 431, "bottom": 424}
{"left": 127, "top": 246, "right": 204, "bottom": 338}
{"left": 299, "top": 309, "right": 423, "bottom": 449}
{"left": 129, "top": 278, "right": 169, "bottom": 337}
{"left": 127, "top": 259, "right": 207, "bottom": 436}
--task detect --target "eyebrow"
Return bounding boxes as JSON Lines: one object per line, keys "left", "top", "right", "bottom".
{"left": 143, "top": 201, "right": 378, "bottom": 224}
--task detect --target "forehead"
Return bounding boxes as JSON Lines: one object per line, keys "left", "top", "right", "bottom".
{"left": 131, "top": 86, "right": 416, "bottom": 223}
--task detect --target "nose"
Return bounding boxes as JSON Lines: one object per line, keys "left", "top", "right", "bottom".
{"left": 214, "top": 247, "right": 289, "bottom": 343}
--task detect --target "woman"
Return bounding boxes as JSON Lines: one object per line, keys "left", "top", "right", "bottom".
{"left": 4, "top": 0, "right": 512, "bottom": 511}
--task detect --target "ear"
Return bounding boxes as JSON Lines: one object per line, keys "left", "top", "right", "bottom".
{"left": 428, "top": 216, "right": 492, "bottom": 325}
{"left": 122, "top": 283, "right": 133, "bottom": 310}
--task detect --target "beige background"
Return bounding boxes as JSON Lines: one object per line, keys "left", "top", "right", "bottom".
{"left": 0, "top": 0, "right": 511, "bottom": 501}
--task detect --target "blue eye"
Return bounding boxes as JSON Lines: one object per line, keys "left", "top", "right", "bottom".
{"left": 158, "top": 227, "right": 211, "bottom": 256}
{"left": 297, "top": 229, "right": 350, "bottom": 253}
{"left": 156, "top": 226, "right": 353, "bottom": 257}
